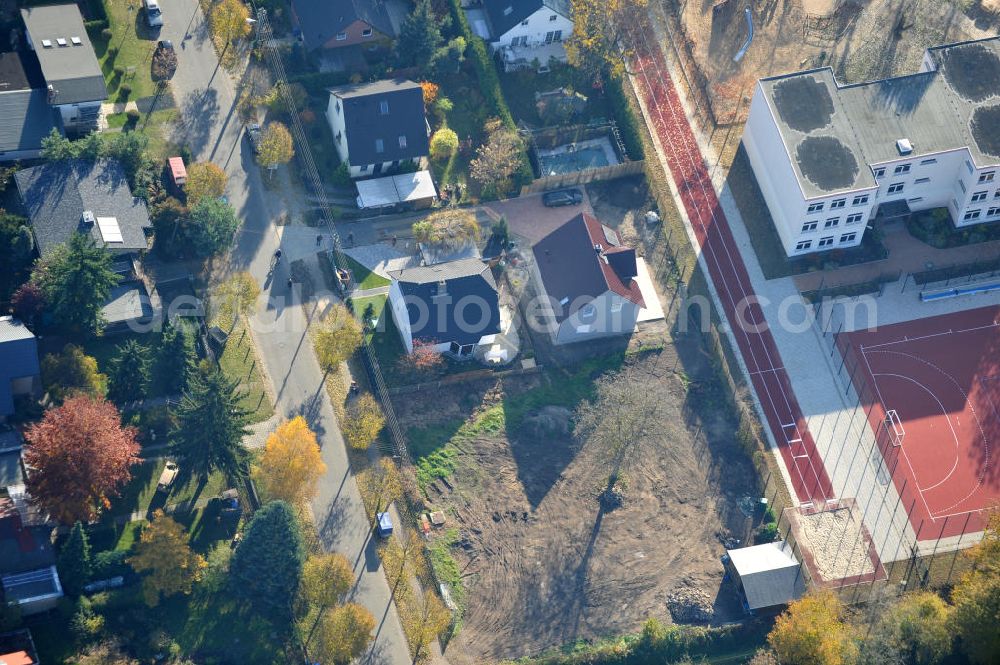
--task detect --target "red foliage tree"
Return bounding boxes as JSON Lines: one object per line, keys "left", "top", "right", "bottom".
{"left": 11, "top": 282, "right": 44, "bottom": 324}
{"left": 23, "top": 396, "right": 141, "bottom": 524}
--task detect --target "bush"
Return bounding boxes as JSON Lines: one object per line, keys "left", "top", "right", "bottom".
{"left": 756, "top": 522, "right": 779, "bottom": 543}
{"left": 84, "top": 19, "right": 108, "bottom": 37}
{"left": 430, "top": 127, "right": 459, "bottom": 161}
{"left": 603, "top": 70, "right": 645, "bottom": 161}
{"left": 92, "top": 550, "right": 131, "bottom": 579}
{"left": 118, "top": 84, "right": 132, "bottom": 100}
{"left": 106, "top": 46, "right": 118, "bottom": 60}
{"left": 126, "top": 108, "right": 141, "bottom": 121}
{"left": 101, "top": 27, "right": 113, "bottom": 40}
{"left": 331, "top": 162, "right": 352, "bottom": 187}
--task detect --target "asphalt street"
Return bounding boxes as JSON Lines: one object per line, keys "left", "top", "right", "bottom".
{"left": 154, "top": 3, "right": 413, "bottom": 662}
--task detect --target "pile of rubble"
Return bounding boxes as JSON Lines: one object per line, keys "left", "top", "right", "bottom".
{"left": 666, "top": 585, "right": 714, "bottom": 623}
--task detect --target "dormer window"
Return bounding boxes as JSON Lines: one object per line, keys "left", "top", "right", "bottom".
{"left": 335, "top": 31, "right": 347, "bottom": 40}
{"left": 379, "top": 100, "right": 389, "bottom": 115}
{"left": 398, "top": 135, "right": 407, "bottom": 149}
{"left": 549, "top": 14, "right": 557, "bottom": 20}
{"left": 362, "top": 28, "right": 373, "bottom": 37}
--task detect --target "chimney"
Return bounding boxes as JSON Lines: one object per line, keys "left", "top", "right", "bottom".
{"left": 593, "top": 243, "right": 602, "bottom": 254}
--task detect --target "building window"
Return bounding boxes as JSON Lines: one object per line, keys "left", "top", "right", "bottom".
{"left": 980, "top": 171, "right": 996, "bottom": 183}
{"left": 831, "top": 198, "right": 846, "bottom": 209}
{"left": 580, "top": 304, "right": 596, "bottom": 321}
{"left": 873, "top": 167, "right": 886, "bottom": 179}
{"left": 915, "top": 177, "right": 930, "bottom": 184}
{"left": 795, "top": 240, "right": 812, "bottom": 251}
{"left": 360, "top": 164, "right": 369, "bottom": 172}
{"left": 824, "top": 218, "right": 839, "bottom": 228}
{"left": 375, "top": 139, "right": 384, "bottom": 153}
{"left": 966, "top": 160, "right": 974, "bottom": 174}
{"left": 987, "top": 207, "right": 1000, "bottom": 217}
{"left": 521, "top": 19, "right": 528, "bottom": 25}
{"left": 846, "top": 213, "right": 863, "bottom": 224}
{"left": 995, "top": 190, "right": 1000, "bottom": 198}
{"left": 545, "top": 30, "right": 563, "bottom": 43}
{"left": 807, "top": 202, "right": 824, "bottom": 213}
{"left": 550, "top": 13, "right": 557, "bottom": 20}
{"left": 920, "top": 158, "right": 937, "bottom": 165}
{"left": 379, "top": 100, "right": 389, "bottom": 115}
{"left": 959, "top": 180, "right": 967, "bottom": 193}
{"left": 362, "top": 28, "right": 373, "bottom": 37}
{"left": 963, "top": 209, "right": 981, "bottom": 221}
{"left": 894, "top": 163, "right": 911, "bottom": 174}
{"left": 611, "top": 300, "right": 623, "bottom": 313}
{"left": 398, "top": 135, "right": 407, "bottom": 149}
{"left": 852, "top": 195, "right": 869, "bottom": 206}
{"left": 972, "top": 191, "right": 988, "bottom": 202}
{"left": 887, "top": 182, "right": 904, "bottom": 194}
{"left": 908, "top": 197, "right": 923, "bottom": 204}
{"left": 801, "top": 221, "right": 818, "bottom": 232}
{"left": 840, "top": 233, "right": 857, "bottom": 243}
{"left": 335, "top": 31, "right": 347, "bottom": 40}
{"left": 818, "top": 236, "right": 834, "bottom": 247}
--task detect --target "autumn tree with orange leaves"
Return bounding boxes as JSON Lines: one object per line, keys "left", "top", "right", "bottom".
{"left": 23, "top": 396, "right": 140, "bottom": 523}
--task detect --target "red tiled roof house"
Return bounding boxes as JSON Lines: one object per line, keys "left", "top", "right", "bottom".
{"left": 531, "top": 212, "right": 644, "bottom": 345}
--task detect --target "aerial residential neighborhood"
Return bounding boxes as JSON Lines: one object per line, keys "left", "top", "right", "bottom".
{"left": 0, "top": 0, "right": 998, "bottom": 663}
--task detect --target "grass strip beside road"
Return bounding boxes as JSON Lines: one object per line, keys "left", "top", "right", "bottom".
{"left": 213, "top": 316, "right": 275, "bottom": 424}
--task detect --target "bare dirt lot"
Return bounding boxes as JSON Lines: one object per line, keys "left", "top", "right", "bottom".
{"left": 669, "top": 0, "right": 999, "bottom": 123}
{"left": 390, "top": 179, "right": 760, "bottom": 663}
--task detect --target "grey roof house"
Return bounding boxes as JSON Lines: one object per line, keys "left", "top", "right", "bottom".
{"left": 386, "top": 258, "right": 501, "bottom": 356}
{"left": 292, "top": 0, "right": 399, "bottom": 52}
{"left": 14, "top": 159, "right": 153, "bottom": 259}
{"left": 20, "top": 4, "right": 108, "bottom": 133}
{"left": 325, "top": 79, "right": 431, "bottom": 178}
{"left": 0, "top": 317, "right": 40, "bottom": 420}
{"left": 0, "top": 51, "right": 58, "bottom": 162}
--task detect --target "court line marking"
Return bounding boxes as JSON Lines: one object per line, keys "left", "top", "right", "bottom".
{"left": 864, "top": 348, "right": 991, "bottom": 518}
{"left": 860, "top": 321, "right": 1000, "bottom": 351}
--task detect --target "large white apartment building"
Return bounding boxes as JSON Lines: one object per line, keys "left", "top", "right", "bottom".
{"left": 743, "top": 37, "right": 1000, "bottom": 257}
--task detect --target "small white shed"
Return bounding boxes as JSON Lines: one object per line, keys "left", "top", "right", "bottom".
{"left": 726, "top": 540, "right": 805, "bottom": 611}
{"left": 355, "top": 170, "right": 437, "bottom": 210}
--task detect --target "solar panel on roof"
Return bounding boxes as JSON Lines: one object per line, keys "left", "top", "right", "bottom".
{"left": 97, "top": 216, "right": 124, "bottom": 243}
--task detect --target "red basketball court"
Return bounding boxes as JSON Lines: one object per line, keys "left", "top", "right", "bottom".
{"left": 839, "top": 305, "right": 1000, "bottom": 540}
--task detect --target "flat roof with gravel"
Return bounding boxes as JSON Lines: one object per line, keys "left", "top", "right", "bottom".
{"left": 758, "top": 36, "right": 1000, "bottom": 197}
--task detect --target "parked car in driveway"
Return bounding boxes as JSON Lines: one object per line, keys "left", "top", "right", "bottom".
{"left": 542, "top": 188, "right": 583, "bottom": 207}
{"left": 143, "top": 0, "right": 164, "bottom": 28}
{"left": 245, "top": 123, "right": 262, "bottom": 154}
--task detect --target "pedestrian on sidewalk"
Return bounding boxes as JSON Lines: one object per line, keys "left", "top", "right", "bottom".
{"left": 391, "top": 234, "right": 397, "bottom": 247}
{"left": 347, "top": 232, "right": 354, "bottom": 247}
{"left": 316, "top": 234, "right": 322, "bottom": 246}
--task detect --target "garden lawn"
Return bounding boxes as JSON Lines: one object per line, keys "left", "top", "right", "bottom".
{"left": 345, "top": 255, "right": 390, "bottom": 290}
{"left": 214, "top": 317, "right": 276, "bottom": 424}
{"left": 101, "top": 458, "right": 229, "bottom": 520}
{"left": 96, "top": 0, "right": 159, "bottom": 102}
{"left": 499, "top": 64, "right": 612, "bottom": 128}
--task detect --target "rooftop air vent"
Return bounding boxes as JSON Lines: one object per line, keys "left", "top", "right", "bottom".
{"left": 71, "top": 36, "right": 82, "bottom": 45}
{"left": 896, "top": 138, "right": 913, "bottom": 155}
{"left": 56, "top": 38, "right": 67, "bottom": 47}
{"left": 82, "top": 210, "right": 96, "bottom": 226}
{"left": 41, "top": 39, "right": 53, "bottom": 48}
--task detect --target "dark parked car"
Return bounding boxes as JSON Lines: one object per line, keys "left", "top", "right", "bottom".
{"left": 245, "top": 123, "right": 262, "bottom": 154}
{"left": 542, "top": 188, "right": 583, "bottom": 207}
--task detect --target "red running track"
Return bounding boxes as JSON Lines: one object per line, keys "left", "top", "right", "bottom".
{"left": 626, "top": 22, "right": 833, "bottom": 505}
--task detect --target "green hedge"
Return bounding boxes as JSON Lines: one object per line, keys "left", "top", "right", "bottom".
{"left": 448, "top": 0, "right": 532, "bottom": 190}
{"left": 603, "top": 71, "right": 644, "bottom": 161}
{"left": 290, "top": 70, "right": 354, "bottom": 97}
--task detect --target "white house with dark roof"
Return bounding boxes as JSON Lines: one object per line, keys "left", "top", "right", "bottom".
{"left": 20, "top": 4, "right": 108, "bottom": 134}
{"left": 325, "top": 79, "right": 431, "bottom": 178}
{"left": 480, "top": 0, "right": 573, "bottom": 71}
{"left": 743, "top": 36, "right": 1000, "bottom": 257}
{"left": 387, "top": 258, "right": 502, "bottom": 357}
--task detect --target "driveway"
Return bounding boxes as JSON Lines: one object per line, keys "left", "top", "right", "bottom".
{"left": 155, "top": 2, "right": 412, "bottom": 662}
{"left": 483, "top": 191, "right": 594, "bottom": 245}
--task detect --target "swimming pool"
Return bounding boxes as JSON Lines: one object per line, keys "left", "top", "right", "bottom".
{"left": 538, "top": 145, "right": 613, "bottom": 175}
